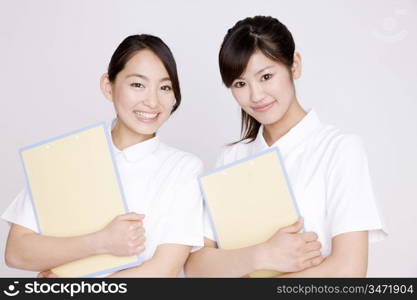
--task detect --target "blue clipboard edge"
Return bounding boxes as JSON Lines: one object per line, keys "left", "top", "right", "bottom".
{"left": 18, "top": 122, "right": 142, "bottom": 277}
{"left": 198, "top": 146, "right": 306, "bottom": 250}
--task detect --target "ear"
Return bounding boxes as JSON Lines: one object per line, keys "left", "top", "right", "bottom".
{"left": 100, "top": 73, "right": 114, "bottom": 102}
{"left": 291, "top": 52, "right": 302, "bottom": 80}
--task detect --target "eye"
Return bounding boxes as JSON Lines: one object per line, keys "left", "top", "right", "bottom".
{"left": 233, "top": 81, "right": 246, "bottom": 88}
{"left": 130, "top": 82, "right": 144, "bottom": 88}
{"left": 261, "top": 73, "right": 273, "bottom": 81}
{"left": 160, "top": 85, "right": 172, "bottom": 91}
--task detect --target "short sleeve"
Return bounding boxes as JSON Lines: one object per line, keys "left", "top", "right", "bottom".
{"left": 1, "top": 188, "right": 40, "bottom": 233}
{"left": 202, "top": 147, "right": 230, "bottom": 241}
{"left": 203, "top": 204, "right": 216, "bottom": 241}
{"left": 326, "top": 135, "right": 387, "bottom": 243}
{"left": 214, "top": 146, "right": 227, "bottom": 168}
{"left": 157, "top": 156, "right": 204, "bottom": 250}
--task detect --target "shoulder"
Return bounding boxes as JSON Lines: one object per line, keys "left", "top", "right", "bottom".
{"left": 310, "top": 124, "right": 367, "bottom": 159}
{"left": 312, "top": 126, "right": 369, "bottom": 179}
{"left": 325, "top": 129, "right": 366, "bottom": 161}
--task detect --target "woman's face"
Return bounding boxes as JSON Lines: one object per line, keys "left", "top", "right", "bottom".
{"left": 102, "top": 49, "right": 176, "bottom": 137}
{"left": 230, "top": 50, "right": 300, "bottom": 125}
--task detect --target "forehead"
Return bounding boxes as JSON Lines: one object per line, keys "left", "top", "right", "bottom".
{"left": 241, "top": 50, "right": 281, "bottom": 76}
{"left": 123, "top": 49, "right": 169, "bottom": 77}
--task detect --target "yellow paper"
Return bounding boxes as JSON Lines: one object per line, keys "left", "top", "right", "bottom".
{"left": 20, "top": 124, "right": 139, "bottom": 277}
{"left": 200, "top": 148, "right": 299, "bottom": 278}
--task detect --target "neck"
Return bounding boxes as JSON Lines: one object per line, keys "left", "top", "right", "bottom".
{"left": 111, "top": 119, "right": 155, "bottom": 150}
{"left": 263, "top": 99, "right": 306, "bottom": 146}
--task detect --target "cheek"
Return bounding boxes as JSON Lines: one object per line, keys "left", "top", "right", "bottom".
{"left": 266, "top": 78, "right": 294, "bottom": 102}
{"left": 159, "top": 94, "right": 176, "bottom": 112}
{"left": 231, "top": 88, "right": 250, "bottom": 108}
{"left": 113, "top": 88, "right": 138, "bottom": 109}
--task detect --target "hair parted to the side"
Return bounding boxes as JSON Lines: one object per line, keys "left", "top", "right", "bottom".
{"left": 107, "top": 34, "right": 181, "bottom": 113}
{"left": 219, "top": 16, "right": 296, "bottom": 144}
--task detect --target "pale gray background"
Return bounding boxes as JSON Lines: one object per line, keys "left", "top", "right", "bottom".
{"left": 0, "top": 0, "right": 416, "bottom": 277}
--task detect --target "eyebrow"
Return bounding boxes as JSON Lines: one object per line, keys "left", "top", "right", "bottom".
{"left": 255, "top": 65, "right": 275, "bottom": 75}
{"left": 126, "top": 73, "right": 148, "bottom": 80}
{"left": 235, "top": 65, "right": 275, "bottom": 81}
{"left": 125, "top": 73, "right": 171, "bottom": 82}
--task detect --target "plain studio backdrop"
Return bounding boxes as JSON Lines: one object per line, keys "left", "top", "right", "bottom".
{"left": 0, "top": 0, "right": 416, "bottom": 277}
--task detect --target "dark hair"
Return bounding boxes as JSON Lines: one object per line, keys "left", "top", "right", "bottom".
{"left": 219, "top": 16, "right": 296, "bottom": 144}
{"left": 107, "top": 34, "right": 181, "bottom": 113}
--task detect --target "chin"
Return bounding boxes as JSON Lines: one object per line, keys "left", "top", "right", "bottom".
{"left": 122, "top": 119, "right": 158, "bottom": 136}
{"left": 133, "top": 125, "right": 158, "bottom": 136}
{"left": 251, "top": 113, "right": 284, "bottom": 126}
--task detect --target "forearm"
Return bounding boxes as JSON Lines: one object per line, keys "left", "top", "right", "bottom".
{"left": 185, "top": 246, "right": 261, "bottom": 278}
{"left": 5, "top": 231, "right": 103, "bottom": 271}
{"left": 107, "top": 260, "right": 179, "bottom": 278}
{"left": 108, "top": 244, "right": 191, "bottom": 278}
{"left": 279, "top": 232, "right": 369, "bottom": 278}
{"left": 277, "top": 255, "right": 366, "bottom": 278}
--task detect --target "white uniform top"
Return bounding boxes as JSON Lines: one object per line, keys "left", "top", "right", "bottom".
{"left": 204, "top": 109, "right": 387, "bottom": 257}
{"left": 2, "top": 121, "right": 204, "bottom": 268}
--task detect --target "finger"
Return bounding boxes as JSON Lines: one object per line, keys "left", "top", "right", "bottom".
{"left": 311, "top": 255, "right": 324, "bottom": 266}
{"left": 37, "top": 271, "right": 47, "bottom": 278}
{"left": 301, "top": 250, "right": 322, "bottom": 262}
{"left": 300, "top": 232, "right": 318, "bottom": 242}
{"left": 280, "top": 217, "right": 303, "bottom": 233}
{"left": 131, "top": 232, "right": 146, "bottom": 242}
{"left": 137, "top": 235, "right": 146, "bottom": 245}
{"left": 131, "top": 234, "right": 146, "bottom": 246}
{"left": 300, "top": 254, "right": 324, "bottom": 270}
{"left": 129, "top": 244, "right": 145, "bottom": 255}
{"left": 118, "top": 212, "right": 145, "bottom": 221}
{"left": 304, "top": 241, "right": 321, "bottom": 252}
{"left": 131, "top": 229, "right": 145, "bottom": 240}
{"left": 121, "top": 212, "right": 144, "bottom": 221}
{"left": 128, "top": 222, "right": 143, "bottom": 231}
{"left": 135, "top": 245, "right": 145, "bottom": 254}
{"left": 129, "top": 225, "right": 144, "bottom": 233}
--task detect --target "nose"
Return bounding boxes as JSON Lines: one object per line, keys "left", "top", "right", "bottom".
{"left": 250, "top": 82, "right": 265, "bottom": 103}
{"left": 143, "top": 88, "right": 159, "bottom": 109}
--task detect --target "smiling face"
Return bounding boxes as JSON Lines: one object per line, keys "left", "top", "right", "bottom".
{"left": 230, "top": 50, "right": 301, "bottom": 126}
{"left": 101, "top": 49, "right": 176, "bottom": 145}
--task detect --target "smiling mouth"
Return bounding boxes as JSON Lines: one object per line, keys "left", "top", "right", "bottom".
{"left": 134, "top": 111, "right": 159, "bottom": 122}
{"left": 252, "top": 101, "right": 275, "bottom": 112}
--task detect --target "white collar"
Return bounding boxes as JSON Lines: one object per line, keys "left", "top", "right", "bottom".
{"left": 107, "top": 118, "right": 160, "bottom": 163}
{"left": 252, "top": 109, "right": 322, "bottom": 157}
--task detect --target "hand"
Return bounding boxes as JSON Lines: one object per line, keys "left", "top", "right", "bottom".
{"left": 255, "top": 218, "right": 324, "bottom": 272}
{"left": 97, "top": 212, "right": 146, "bottom": 256}
{"left": 37, "top": 270, "right": 58, "bottom": 278}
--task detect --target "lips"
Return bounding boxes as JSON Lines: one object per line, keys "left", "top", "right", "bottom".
{"left": 252, "top": 101, "right": 275, "bottom": 112}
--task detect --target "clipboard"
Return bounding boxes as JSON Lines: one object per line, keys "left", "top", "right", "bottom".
{"left": 20, "top": 123, "right": 141, "bottom": 277}
{"left": 199, "top": 147, "right": 302, "bottom": 278}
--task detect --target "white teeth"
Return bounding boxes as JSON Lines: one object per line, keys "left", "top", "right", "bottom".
{"left": 135, "top": 111, "right": 158, "bottom": 119}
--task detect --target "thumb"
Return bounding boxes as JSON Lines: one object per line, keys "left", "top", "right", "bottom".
{"left": 37, "top": 270, "right": 56, "bottom": 278}
{"left": 46, "top": 271, "right": 59, "bottom": 278}
{"left": 37, "top": 271, "right": 47, "bottom": 278}
{"left": 280, "top": 217, "right": 303, "bottom": 233}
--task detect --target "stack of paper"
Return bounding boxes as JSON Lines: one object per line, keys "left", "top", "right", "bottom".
{"left": 20, "top": 123, "right": 141, "bottom": 277}
{"left": 199, "top": 148, "right": 301, "bottom": 278}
